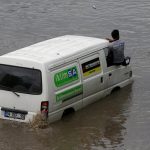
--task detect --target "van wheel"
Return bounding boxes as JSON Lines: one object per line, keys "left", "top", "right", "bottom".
{"left": 111, "top": 86, "right": 120, "bottom": 93}
{"left": 62, "top": 108, "right": 75, "bottom": 118}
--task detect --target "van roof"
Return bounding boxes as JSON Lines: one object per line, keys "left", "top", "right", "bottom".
{"left": 1, "top": 35, "right": 108, "bottom": 65}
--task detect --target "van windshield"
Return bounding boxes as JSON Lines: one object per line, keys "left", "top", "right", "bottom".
{"left": 0, "top": 64, "right": 42, "bottom": 95}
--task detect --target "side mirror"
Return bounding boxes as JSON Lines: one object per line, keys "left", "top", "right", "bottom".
{"left": 122, "top": 56, "right": 131, "bottom": 66}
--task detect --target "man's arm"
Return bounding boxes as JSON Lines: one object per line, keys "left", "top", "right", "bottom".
{"left": 105, "top": 38, "right": 114, "bottom": 43}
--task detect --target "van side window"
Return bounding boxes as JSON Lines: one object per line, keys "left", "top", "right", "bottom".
{"left": 104, "top": 47, "right": 113, "bottom": 67}
{"left": 81, "top": 55, "right": 102, "bottom": 78}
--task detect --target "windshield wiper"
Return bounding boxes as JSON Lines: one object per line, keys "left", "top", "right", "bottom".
{"left": 12, "top": 91, "right": 20, "bottom": 97}
{"left": 0, "top": 85, "right": 20, "bottom": 97}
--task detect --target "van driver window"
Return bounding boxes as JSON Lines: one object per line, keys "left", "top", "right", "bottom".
{"left": 104, "top": 48, "right": 113, "bottom": 67}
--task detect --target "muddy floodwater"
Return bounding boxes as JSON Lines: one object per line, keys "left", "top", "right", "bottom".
{"left": 0, "top": 0, "right": 150, "bottom": 150}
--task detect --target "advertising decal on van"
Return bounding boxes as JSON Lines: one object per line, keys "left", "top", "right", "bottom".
{"left": 54, "top": 66, "right": 79, "bottom": 87}
{"left": 56, "top": 85, "right": 83, "bottom": 102}
{"left": 82, "top": 57, "right": 101, "bottom": 77}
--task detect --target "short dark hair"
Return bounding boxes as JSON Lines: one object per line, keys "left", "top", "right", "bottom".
{"left": 111, "top": 29, "right": 119, "bottom": 40}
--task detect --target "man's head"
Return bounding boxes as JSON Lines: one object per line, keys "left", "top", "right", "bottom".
{"left": 111, "top": 29, "right": 120, "bottom": 40}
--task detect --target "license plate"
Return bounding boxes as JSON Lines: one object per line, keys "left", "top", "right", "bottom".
{"left": 4, "top": 111, "right": 25, "bottom": 120}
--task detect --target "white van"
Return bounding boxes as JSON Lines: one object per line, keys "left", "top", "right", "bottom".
{"left": 0, "top": 35, "right": 132, "bottom": 123}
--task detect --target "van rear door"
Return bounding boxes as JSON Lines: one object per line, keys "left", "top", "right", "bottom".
{"left": 0, "top": 64, "right": 43, "bottom": 121}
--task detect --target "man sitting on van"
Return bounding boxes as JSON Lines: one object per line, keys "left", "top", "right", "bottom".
{"left": 106, "top": 29, "right": 125, "bottom": 66}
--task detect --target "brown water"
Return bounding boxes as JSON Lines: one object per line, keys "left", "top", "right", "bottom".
{"left": 0, "top": 0, "right": 150, "bottom": 149}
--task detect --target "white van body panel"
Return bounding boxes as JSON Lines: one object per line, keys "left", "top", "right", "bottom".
{"left": 0, "top": 35, "right": 132, "bottom": 123}
{"left": 50, "top": 62, "right": 83, "bottom": 111}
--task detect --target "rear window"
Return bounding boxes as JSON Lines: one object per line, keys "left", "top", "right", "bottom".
{"left": 0, "top": 64, "right": 42, "bottom": 95}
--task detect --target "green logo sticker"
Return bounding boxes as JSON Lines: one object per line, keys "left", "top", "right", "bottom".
{"left": 56, "top": 85, "right": 83, "bottom": 102}
{"left": 54, "top": 66, "right": 79, "bottom": 87}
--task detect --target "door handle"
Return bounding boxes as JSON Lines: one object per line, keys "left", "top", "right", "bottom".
{"left": 109, "top": 73, "right": 112, "bottom": 77}
{"left": 101, "top": 77, "right": 103, "bottom": 83}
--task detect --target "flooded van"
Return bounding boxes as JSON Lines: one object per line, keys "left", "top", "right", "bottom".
{"left": 0, "top": 35, "right": 132, "bottom": 123}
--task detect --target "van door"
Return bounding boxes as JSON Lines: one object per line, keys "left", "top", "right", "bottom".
{"left": 104, "top": 47, "right": 132, "bottom": 88}
{"left": 79, "top": 52, "right": 105, "bottom": 106}
{"left": 51, "top": 62, "right": 83, "bottom": 111}
{"left": 0, "top": 64, "right": 43, "bottom": 121}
